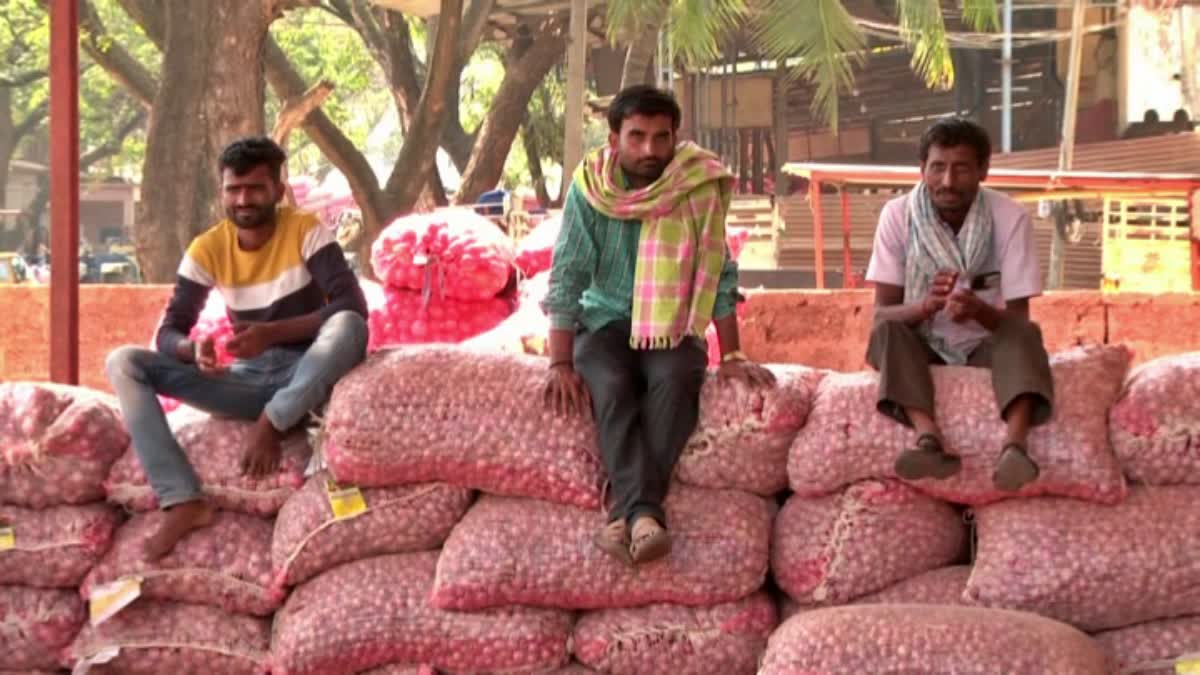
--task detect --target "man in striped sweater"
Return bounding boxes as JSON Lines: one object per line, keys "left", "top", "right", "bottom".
{"left": 106, "top": 137, "right": 368, "bottom": 559}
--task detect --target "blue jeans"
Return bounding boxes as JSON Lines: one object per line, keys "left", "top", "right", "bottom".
{"left": 105, "top": 311, "right": 368, "bottom": 508}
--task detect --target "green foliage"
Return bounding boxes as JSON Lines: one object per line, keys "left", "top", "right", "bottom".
{"left": 604, "top": 0, "right": 999, "bottom": 130}
{"left": 269, "top": 8, "right": 393, "bottom": 177}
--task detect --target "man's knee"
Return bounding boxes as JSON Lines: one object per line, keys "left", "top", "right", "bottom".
{"left": 105, "top": 345, "right": 150, "bottom": 380}
{"left": 646, "top": 355, "right": 705, "bottom": 400}
{"left": 995, "top": 316, "right": 1044, "bottom": 345}
{"left": 870, "top": 319, "right": 915, "bottom": 341}
{"left": 322, "top": 310, "right": 368, "bottom": 347}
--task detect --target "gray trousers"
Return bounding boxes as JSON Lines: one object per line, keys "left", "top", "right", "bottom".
{"left": 866, "top": 316, "right": 1054, "bottom": 428}
{"left": 574, "top": 320, "right": 707, "bottom": 527}
{"left": 105, "top": 310, "right": 368, "bottom": 508}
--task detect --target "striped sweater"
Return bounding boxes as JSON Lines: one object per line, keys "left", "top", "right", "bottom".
{"left": 156, "top": 206, "right": 367, "bottom": 355}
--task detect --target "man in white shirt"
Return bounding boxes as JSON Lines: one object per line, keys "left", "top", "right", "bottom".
{"left": 864, "top": 118, "right": 1054, "bottom": 492}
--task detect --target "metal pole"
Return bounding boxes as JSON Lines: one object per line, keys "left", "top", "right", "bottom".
{"left": 50, "top": 0, "right": 79, "bottom": 385}
{"left": 562, "top": 0, "right": 588, "bottom": 181}
{"left": 811, "top": 178, "right": 826, "bottom": 290}
{"left": 1058, "top": 0, "right": 1087, "bottom": 173}
{"left": 1049, "top": 0, "right": 1088, "bottom": 290}
{"left": 1002, "top": 0, "right": 1014, "bottom": 152}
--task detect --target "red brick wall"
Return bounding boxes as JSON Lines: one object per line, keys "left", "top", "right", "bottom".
{"left": 1, "top": 285, "right": 171, "bottom": 391}
{"left": 0, "top": 285, "right": 1195, "bottom": 392}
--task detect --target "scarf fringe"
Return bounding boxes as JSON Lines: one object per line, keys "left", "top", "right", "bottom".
{"left": 630, "top": 334, "right": 678, "bottom": 351}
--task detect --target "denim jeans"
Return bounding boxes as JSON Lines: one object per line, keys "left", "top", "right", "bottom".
{"left": 105, "top": 310, "right": 368, "bottom": 507}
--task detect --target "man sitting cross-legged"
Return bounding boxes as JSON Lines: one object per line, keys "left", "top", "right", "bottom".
{"left": 106, "top": 137, "right": 368, "bottom": 559}
{"left": 542, "top": 86, "right": 774, "bottom": 566}
{"left": 864, "top": 117, "right": 1054, "bottom": 492}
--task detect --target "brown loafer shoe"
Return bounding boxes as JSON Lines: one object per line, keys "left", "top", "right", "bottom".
{"left": 993, "top": 443, "right": 1040, "bottom": 492}
{"left": 895, "top": 433, "right": 961, "bottom": 481}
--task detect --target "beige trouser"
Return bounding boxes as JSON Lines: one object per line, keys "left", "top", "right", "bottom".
{"left": 865, "top": 316, "right": 1054, "bottom": 428}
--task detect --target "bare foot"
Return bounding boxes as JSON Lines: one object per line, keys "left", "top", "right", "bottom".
{"left": 630, "top": 516, "right": 671, "bottom": 564}
{"left": 143, "top": 500, "right": 215, "bottom": 561}
{"left": 240, "top": 414, "right": 284, "bottom": 478}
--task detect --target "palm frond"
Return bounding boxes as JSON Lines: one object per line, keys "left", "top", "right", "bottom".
{"left": 605, "top": 0, "right": 668, "bottom": 47}
{"left": 962, "top": 0, "right": 1000, "bottom": 32}
{"left": 754, "top": 0, "right": 866, "bottom": 131}
{"left": 666, "top": 0, "right": 751, "bottom": 67}
{"left": 897, "top": 0, "right": 954, "bottom": 90}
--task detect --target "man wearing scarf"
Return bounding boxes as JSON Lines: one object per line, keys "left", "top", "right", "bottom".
{"left": 865, "top": 117, "right": 1054, "bottom": 492}
{"left": 542, "top": 86, "right": 775, "bottom": 566}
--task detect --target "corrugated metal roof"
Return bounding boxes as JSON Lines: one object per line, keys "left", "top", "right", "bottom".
{"left": 991, "top": 132, "right": 1200, "bottom": 174}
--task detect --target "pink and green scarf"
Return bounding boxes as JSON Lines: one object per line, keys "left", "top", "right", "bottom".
{"left": 574, "top": 141, "right": 733, "bottom": 350}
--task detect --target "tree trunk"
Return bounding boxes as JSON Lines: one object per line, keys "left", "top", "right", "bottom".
{"left": 454, "top": 25, "right": 566, "bottom": 205}
{"left": 522, "top": 125, "right": 551, "bottom": 208}
{"left": 136, "top": 0, "right": 270, "bottom": 282}
{"left": 377, "top": 0, "right": 463, "bottom": 222}
{"left": 0, "top": 87, "right": 14, "bottom": 210}
{"left": 620, "top": 26, "right": 658, "bottom": 89}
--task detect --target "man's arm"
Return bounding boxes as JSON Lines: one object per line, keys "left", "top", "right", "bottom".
{"left": 873, "top": 282, "right": 937, "bottom": 326}
{"left": 543, "top": 185, "right": 598, "bottom": 368}
{"left": 951, "top": 295, "right": 1030, "bottom": 332}
{"left": 156, "top": 267, "right": 212, "bottom": 363}
{"left": 258, "top": 241, "right": 368, "bottom": 345}
{"left": 712, "top": 245, "right": 743, "bottom": 357}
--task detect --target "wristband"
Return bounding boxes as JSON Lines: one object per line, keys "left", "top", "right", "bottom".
{"left": 721, "top": 350, "right": 749, "bottom": 363}
{"left": 549, "top": 360, "right": 572, "bottom": 370}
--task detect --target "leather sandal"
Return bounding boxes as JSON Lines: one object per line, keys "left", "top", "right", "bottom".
{"left": 895, "top": 432, "right": 962, "bottom": 481}
{"left": 993, "top": 442, "right": 1040, "bottom": 492}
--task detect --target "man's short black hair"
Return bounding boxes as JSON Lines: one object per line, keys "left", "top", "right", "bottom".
{"left": 919, "top": 117, "right": 992, "bottom": 167}
{"left": 219, "top": 136, "right": 287, "bottom": 182}
{"left": 607, "top": 85, "right": 681, "bottom": 134}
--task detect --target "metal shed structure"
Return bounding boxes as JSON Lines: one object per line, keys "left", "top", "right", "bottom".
{"left": 780, "top": 161, "right": 1200, "bottom": 291}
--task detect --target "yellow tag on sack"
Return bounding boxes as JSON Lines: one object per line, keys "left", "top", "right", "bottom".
{"left": 0, "top": 527, "right": 14, "bottom": 551}
{"left": 1177, "top": 659, "right": 1200, "bottom": 674}
{"left": 89, "top": 577, "right": 141, "bottom": 626}
{"left": 326, "top": 479, "right": 367, "bottom": 521}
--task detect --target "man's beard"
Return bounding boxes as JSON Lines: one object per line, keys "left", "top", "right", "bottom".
{"left": 622, "top": 156, "right": 670, "bottom": 183}
{"left": 228, "top": 204, "right": 275, "bottom": 229}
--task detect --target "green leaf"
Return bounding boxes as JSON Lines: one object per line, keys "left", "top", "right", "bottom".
{"left": 962, "top": 0, "right": 1000, "bottom": 32}
{"left": 755, "top": 0, "right": 866, "bottom": 132}
{"left": 666, "top": 0, "right": 751, "bottom": 68}
{"left": 896, "top": 0, "right": 955, "bottom": 90}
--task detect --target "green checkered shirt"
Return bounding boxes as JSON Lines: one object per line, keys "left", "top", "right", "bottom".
{"left": 542, "top": 183, "right": 740, "bottom": 332}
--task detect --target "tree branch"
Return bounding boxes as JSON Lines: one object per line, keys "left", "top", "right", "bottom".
{"left": 380, "top": 0, "right": 463, "bottom": 213}
{"left": 270, "top": 79, "right": 335, "bottom": 144}
{"left": 459, "top": 0, "right": 496, "bottom": 64}
{"left": 0, "top": 70, "right": 47, "bottom": 88}
{"left": 262, "top": 36, "right": 383, "bottom": 219}
{"left": 116, "top": 0, "right": 164, "bottom": 49}
{"left": 14, "top": 100, "right": 48, "bottom": 139}
{"left": 80, "top": 108, "right": 146, "bottom": 167}
{"left": 77, "top": 0, "right": 160, "bottom": 107}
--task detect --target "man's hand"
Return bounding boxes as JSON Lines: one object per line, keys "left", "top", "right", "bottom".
{"left": 195, "top": 337, "right": 227, "bottom": 376}
{"left": 227, "top": 322, "right": 275, "bottom": 359}
{"left": 946, "top": 287, "right": 989, "bottom": 323}
{"left": 543, "top": 363, "right": 592, "bottom": 418}
{"left": 921, "top": 269, "right": 959, "bottom": 318}
{"left": 718, "top": 359, "right": 777, "bottom": 388}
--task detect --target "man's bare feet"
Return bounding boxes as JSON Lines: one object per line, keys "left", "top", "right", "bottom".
{"left": 630, "top": 516, "right": 671, "bottom": 564}
{"left": 143, "top": 500, "right": 215, "bottom": 561}
{"left": 240, "top": 414, "right": 284, "bottom": 478}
